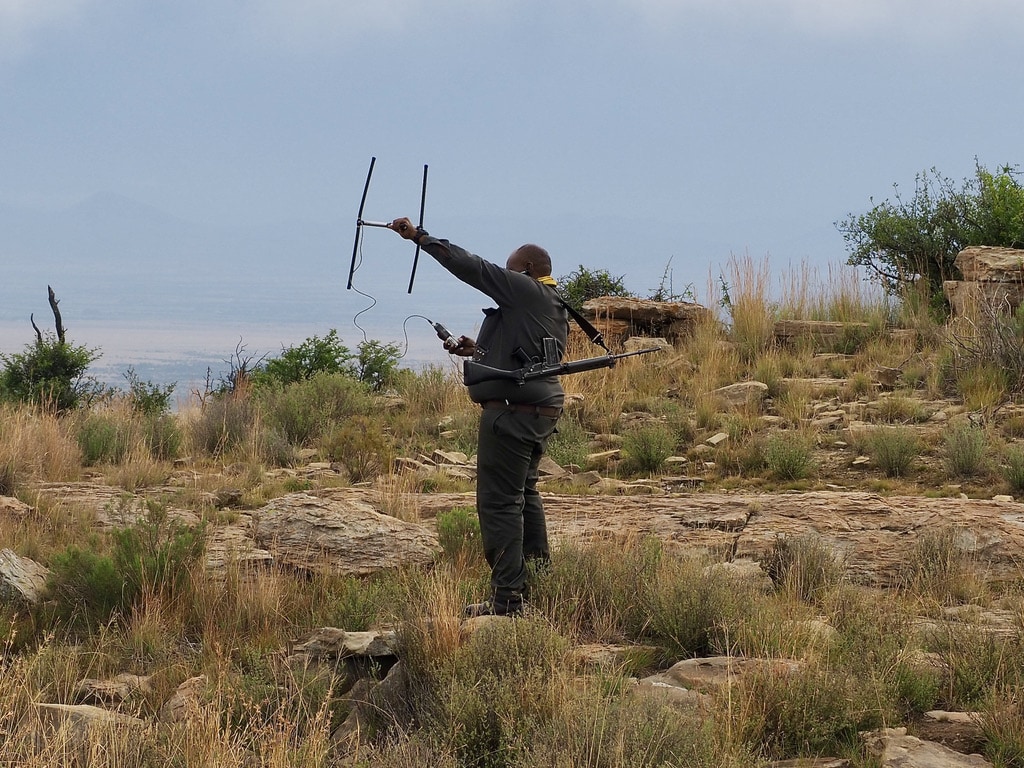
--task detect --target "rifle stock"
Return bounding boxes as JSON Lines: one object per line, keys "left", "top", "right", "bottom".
{"left": 462, "top": 347, "right": 660, "bottom": 387}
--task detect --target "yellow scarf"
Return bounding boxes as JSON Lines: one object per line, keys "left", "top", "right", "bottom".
{"left": 536, "top": 275, "right": 557, "bottom": 287}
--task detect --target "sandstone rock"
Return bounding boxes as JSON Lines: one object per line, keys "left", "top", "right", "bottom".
{"left": 623, "top": 336, "right": 673, "bottom": 353}
{"left": 332, "top": 660, "right": 409, "bottom": 751}
{"left": 290, "top": 628, "right": 398, "bottom": 660}
{"left": 0, "top": 495, "right": 32, "bottom": 518}
{"left": 35, "top": 703, "right": 146, "bottom": 744}
{"left": 706, "top": 432, "right": 729, "bottom": 447}
{"left": 768, "top": 759, "right": 850, "bottom": 768}
{"left": 955, "top": 246, "right": 1024, "bottom": 282}
{"left": 583, "top": 296, "right": 710, "bottom": 329}
{"left": 0, "top": 548, "right": 50, "bottom": 607}
{"left": 710, "top": 381, "right": 768, "bottom": 408}
{"left": 432, "top": 450, "right": 469, "bottom": 466}
{"left": 204, "top": 519, "right": 273, "bottom": 577}
{"left": 538, "top": 456, "right": 567, "bottom": 478}
{"left": 586, "top": 449, "right": 621, "bottom": 469}
{"left": 159, "top": 676, "right": 207, "bottom": 723}
{"left": 632, "top": 674, "right": 709, "bottom": 709}
{"left": 663, "top": 655, "right": 802, "bottom": 692}
{"left": 75, "top": 674, "right": 153, "bottom": 704}
{"left": 943, "top": 280, "right": 1024, "bottom": 318}
{"left": 253, "top": 492, "right": 440, "bottom": 576}
{"left": 862, "top": 726, "right": 991, "bottom": 767}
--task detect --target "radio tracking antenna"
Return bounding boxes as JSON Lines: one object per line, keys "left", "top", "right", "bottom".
{"left": 346, "top": 158, "right": 429, "bottom": 293}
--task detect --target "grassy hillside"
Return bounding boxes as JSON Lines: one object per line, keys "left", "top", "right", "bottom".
{"left": 3, "top": 260, "right": 1024, "bottom": 766}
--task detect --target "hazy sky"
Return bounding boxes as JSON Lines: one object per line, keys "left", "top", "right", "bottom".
{"left": 2, "top": 0, "right": 1023, "bottom": 381}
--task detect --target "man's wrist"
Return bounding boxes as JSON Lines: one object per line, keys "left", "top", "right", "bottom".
{"left": 414, "top": 227, "right": 429, "bottom": 245}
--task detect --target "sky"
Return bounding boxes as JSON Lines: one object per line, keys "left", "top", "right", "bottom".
{"left": 2, "top": 0, "right": 1023, "bottom": 388}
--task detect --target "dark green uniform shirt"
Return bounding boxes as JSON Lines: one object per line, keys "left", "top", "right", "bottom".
{"left": 421, "top": 236, "right": 568, "bottom": 407}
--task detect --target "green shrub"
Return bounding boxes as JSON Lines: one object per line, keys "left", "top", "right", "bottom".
{"left": 76, "top": 412, "right": 130, "bottom": 465}
{"left": 900, "top": 526, "right": 984, "bottom": 604}
{"left": 109, "top": 499, "right": 205, "bottom": 602}
{"left": 545, "top": 415, "right": 589, "bottom": 468}
{"left": 0, "top": 334, "right": 100, "bottom": 412}
{"left": 142, "top": 413, "right": 182, "bottom": 461}
{"left": 123, "top": 367, "right": 175, "bottom": 415}
{"left": 255, "top": 329, "right": 355, "bottom": 387}
{"left": 556, "top": 265, "right": 632, "bottom": 309}
{"left": 764, "top": 432, "right": 816, "bottom": 481}
{"left": 942, "top": 422, "right": 988, "bottom": 479}
{"left": 436, "top": 506, "right": 482, "bottom": 565}
{"left": 321, "top": 415, "right": 392, "bottom": 482}
{"left": 189, "top": 394, "right": 255, "bottom": 457}
{"left": 260, "top": 372, "right": 374, "bottom": 447}
{"left": 865, "top": 426, "right": 920, "bottom": 477}
{"left": 1002, "top": 446, "right": 1024, "bottom": 493}
{"left": 620, "top": 422, "right": 675, "bottom": 475}
{"left": 45, "top": 545, "right": 125, "bottom": 626}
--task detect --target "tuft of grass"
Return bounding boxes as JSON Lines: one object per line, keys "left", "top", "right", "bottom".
{"left": 1002, "top": 446, "right": 1024, "bottom": 494}
{"left": 620, "top": 422, "right": 675, "bottom": 476}
{"left": 899, "top": 526, "right": 986, "bottom": 605}
{"left": 941, "top": 422, "right": 989, "bottom": 479}
{"left": 763, "top": 534, "right": 844, "bottom": 605}
{"left": 864, "top": 426, "right": 920, "bottom": 477}
{"left": 763, "top": 432, "right": 816, "bottom": 481}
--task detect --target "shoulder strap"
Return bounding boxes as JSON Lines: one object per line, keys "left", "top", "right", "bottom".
{"left": 553, "top": 292, "right": 609, "bottom": 352}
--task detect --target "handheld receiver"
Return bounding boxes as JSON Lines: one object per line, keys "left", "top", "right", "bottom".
{"left": 432, "top": 321, "right": 459, "bottom": 351}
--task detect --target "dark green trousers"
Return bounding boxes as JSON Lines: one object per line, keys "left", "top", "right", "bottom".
{"left": 476, "top": 408, "right": 559, "bottom": 606}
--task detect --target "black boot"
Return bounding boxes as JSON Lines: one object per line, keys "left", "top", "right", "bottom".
{"left": 463, "top": 597, "right": 523, "bottom": 618}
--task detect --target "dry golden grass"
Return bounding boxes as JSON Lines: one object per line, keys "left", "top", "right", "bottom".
{"left": 0, "top": 403, "right": 81, "bottom": 494}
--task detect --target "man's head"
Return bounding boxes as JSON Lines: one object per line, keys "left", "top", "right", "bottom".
{"left": 506, "top": 244, "right": 552, "bottom": 277}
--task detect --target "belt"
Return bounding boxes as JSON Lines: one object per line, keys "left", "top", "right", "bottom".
{"left": 481, "top": 400, "right": 562, "bottom": 418}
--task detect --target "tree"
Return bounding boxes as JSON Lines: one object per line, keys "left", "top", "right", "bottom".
{"left": 838, "top": 162, "right": 1024, "bottom": 298}
{"left": 0, "top": 287, "right": 100, "bottom": 412}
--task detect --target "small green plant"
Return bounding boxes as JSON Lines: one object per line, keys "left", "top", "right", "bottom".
{"left": 941, "top": 422, "right": 988, "bottom": 479}
{"left": 1002, "top": 446, "right": 1024, "bottom": 493}
{"left": 436, "top": 506, "right": 482, "bottom": 565}
{"left": 620, "top": 422, "right": 675, "bottom": 475}
{"left": 900, "top": 526, "right": 983, "bottom": 604}
{"left": 764, "top": 432, "right": 816, "bottom": 481}
{"left": 865, "top": 426, "right": 920, "bottom": 477}
{"left": 873, "top": 394, "right": 928, "bottom": 424}
{"left": 45, "top": 545, "right": 125, "bottom": 627}
{"left": 321, "top": 415, "right": 393, "bottom": 482}
{"left": 76, "top": 412, "right": 130, "bottom": 465}
{"left": 123, "top": 366, "right": 175, "bottom": 415}
{"left": 544, "top": 414, "right": 589, "bottom": 469}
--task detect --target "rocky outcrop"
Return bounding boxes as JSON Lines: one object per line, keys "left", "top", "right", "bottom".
{"left": 581, "top": 296, "right": 711, "bottom": 348}
{"left": 863, "top": 727, "right": 992, "bottom": 767}
{"left": 944, "top": 246, "right": 1024, "bottom": 319}
{"left": 253, "top": 492, "right": 440, "bottom": 576}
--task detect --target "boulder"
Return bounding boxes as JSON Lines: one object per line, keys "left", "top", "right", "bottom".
{"left": 710, "top": 381, "right": 768, "bottom": 409}
{"left": 289, "top": 628, "right": 398, "bottom": 661}
{"left": 862, "top": 727, "right": 991, "bottom": 767}
{"left": 0, "top": 495, "right": 32, "bottom": 519}
{"left": 955, "top": 246, "right": 1024, "bottom": 282}
{"left": 0, "top": 548, "right": 50, "bottom": 607}
{"left": 35, "top": 703, "right": 146, "bottom": 744}
{"left": 253, "top": 492, "right": 440, "bottom": 576}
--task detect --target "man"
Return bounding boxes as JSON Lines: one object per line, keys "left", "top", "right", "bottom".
{"left": 390, "top": 217, "right": 567, "bottom": 617}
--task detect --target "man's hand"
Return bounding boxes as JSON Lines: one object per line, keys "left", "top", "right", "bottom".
{"left": 390, "top": 217, "right": 417, "bottom": 240}
{"left": 448, "top": 336, "right": 476, "bottom": 357}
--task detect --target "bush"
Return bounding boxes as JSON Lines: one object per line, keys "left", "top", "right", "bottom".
{"left": 189, "top": 393, "right": 255, "bottom": 457}
{"left": 45, "top": 545, "right": 125, "bottom": 627}
{"left": 321, "top": 415, "right": 393, "bottom": 482}
{"left": 259, "top": 372, "right": 374, "bottom": 447}
{"left": 255, "top": 329, "right": 355, "bottom": 387}
{"left": 123, "top": 367, "right": 175, "bottom": 415}
{"left": 764, "top": 432, "right": 816, "bottom": 481}
{"left": 942, "top": 422, "right": 988, "bottom": 479}
{"left": 0, "top": 335, "right": 100, "bottom": 412}
{"left": 1002, "top": 446, "right": 1024, "bottom": 494}
{"left": 865, "top": 427, "right": 920, "bottom": 477}
{"left": 556, "top": 264, "right": 632, "bottom": 309}
{"left": 436, "top": 506, "right": 482, "bottom": 566}
{"left": 76, "top": 412, "right": 130, "bottom": 465}
{"left": 620, "top": 422, "right": 675, "bottom": 475}
{"left": 763, "top": 534, "right": 844, "bottom": 604}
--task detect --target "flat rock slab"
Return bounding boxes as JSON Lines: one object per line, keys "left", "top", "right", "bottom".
{"left": 0, "top": 548, "right": 50, "bottom": 607}
{"left": 384, "top": 489, "right": 1024, "bottom": 588}
{"left": 254, "top": 492, "right": 440, "bottom": 576}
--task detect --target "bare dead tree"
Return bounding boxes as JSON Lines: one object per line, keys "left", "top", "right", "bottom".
{"left": 28, "top": 285, "right": 67, "bottom": 344}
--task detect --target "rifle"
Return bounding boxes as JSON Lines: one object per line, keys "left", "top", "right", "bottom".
{"left": 463, "top": 347, "right": 661, "bottom": 387}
